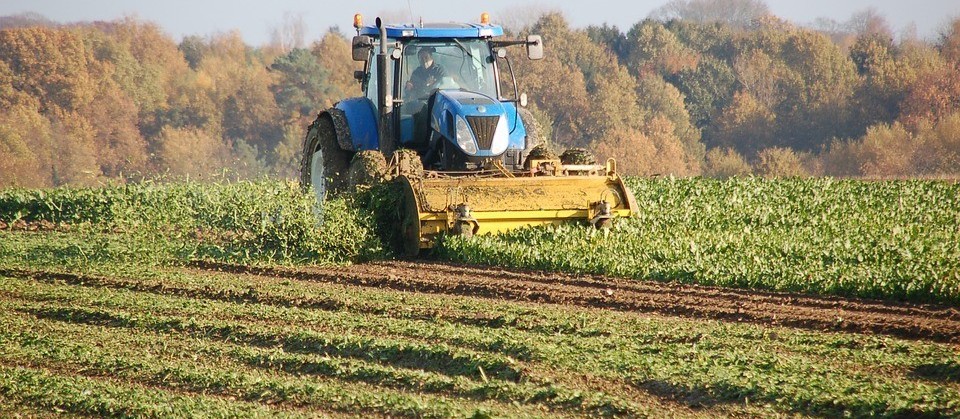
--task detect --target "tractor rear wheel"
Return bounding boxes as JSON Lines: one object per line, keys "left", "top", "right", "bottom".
{"left": 347, "top": 150, "right": 388, "bottom": 191}
{"left": 300, "top": 113, "right": 352, "bottom": 202}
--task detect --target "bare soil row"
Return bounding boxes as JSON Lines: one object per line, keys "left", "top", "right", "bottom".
{"left": 189, "top": 260, "right": 960, "bottom": 344}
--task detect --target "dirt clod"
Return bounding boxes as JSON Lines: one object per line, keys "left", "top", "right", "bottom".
{"left": 560, "top": 148, "right": 597, "bottom": 165}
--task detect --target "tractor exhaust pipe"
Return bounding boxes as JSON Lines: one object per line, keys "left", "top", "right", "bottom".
{"left": 376, "top": 18, "right": 395, "bottom": 157}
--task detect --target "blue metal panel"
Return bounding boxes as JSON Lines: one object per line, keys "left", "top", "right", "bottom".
{"left": 500, "top": 102, "right": 527, "bottom": 150}
{"left": 430, "top": 90, "right": 514, "bottom": 157}
{"left": 335, "top": 97, "right": 379, "bottom": 151}
{"left": 399, "top": 115, "right": 415, "bottom": 145}
{"left": 360, "top": 23, "right": 503, "bottom": 39}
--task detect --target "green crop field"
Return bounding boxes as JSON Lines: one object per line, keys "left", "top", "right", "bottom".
{"left": 0, "top": 180, "right": 386, "bottom": 266}
{"left": 441, "top": 177, "right": 960, "bottom": 305}
{"left": 1, "top": 178, "right": 959, "bottom": 417}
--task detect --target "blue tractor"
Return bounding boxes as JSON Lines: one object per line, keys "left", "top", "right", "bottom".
{"left": 301, "top": 14, "right": 636, "bottom": 255}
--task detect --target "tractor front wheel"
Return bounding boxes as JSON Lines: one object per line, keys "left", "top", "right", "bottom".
{"left": 347, "top": 150, "right": 388, "bottom": 191}
{"left": 300, "top": 113, "right": 352, "bottom": 202}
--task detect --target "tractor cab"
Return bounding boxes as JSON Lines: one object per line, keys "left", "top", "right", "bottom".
{"left": 350, "top": 16, "right": 543, "bottom": 171}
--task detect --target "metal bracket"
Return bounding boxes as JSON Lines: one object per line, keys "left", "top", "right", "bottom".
{"left": 489, "top": 160, "right": 516, "bottom": 178}
{"left": 526, "top": 159, "right": 563, "bottom": 176}
{"left": 589, "top": 200, "right": 614, "bottom": 229}
{"left": 449, "top": 203, "right": 481, "bottom": 236}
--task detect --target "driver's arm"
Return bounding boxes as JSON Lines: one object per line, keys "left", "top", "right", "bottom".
{"left": 432, "top": 65, "right": 447, "bottom": 85}
{"left": 406, "top": 68, "right": 423, "bottom": 91}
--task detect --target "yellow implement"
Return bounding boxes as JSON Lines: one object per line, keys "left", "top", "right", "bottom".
{"left": 398, "top": 159, "right": 638, "bottom": 255}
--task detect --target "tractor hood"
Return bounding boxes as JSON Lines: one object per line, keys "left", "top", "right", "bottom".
{"left": 431, "top": 90, "right": 510, "bottom": 158}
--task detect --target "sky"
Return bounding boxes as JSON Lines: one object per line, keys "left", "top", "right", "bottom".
{"left": 2, "top": 0, "right": 959, "bottom": 45}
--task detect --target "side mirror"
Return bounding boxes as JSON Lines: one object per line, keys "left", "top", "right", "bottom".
{"left": 526, "top": 35, "right": 543, "bottom": 60}
{"left": 519, "top": 93, "right": 528, "bottom": 107}
{"left": 354, "top": 70, "right": 366, "bottom": 82}
{"left": 352, "top": 36, "right": 372, "bottom": 61}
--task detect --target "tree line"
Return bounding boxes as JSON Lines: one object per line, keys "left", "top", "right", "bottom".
{"left": 1, "top": 5, "right": 959, "bottom": 187}
{"left": 0, "top": 15, "right": 355, "bottom": 187}
{"left": 516, "top": 7, "right": 960, "bottom": 178}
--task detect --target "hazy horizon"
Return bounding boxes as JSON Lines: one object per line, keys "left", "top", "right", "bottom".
{"left": 2, "top": 0, "right": 959, "bottom": 46}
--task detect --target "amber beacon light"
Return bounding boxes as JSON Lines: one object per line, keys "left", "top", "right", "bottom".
{"left": 353, "top": 14, "right": 363, "bottom": 29}
{"left": 480, "top": 12, "right": 490, "bottom": 24}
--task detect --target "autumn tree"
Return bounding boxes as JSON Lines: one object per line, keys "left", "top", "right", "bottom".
{"left": 635, "top": 75, "right": 704, "bottom": 170}
{"left": 222, "top": 72, "right": 281, "bottom": 151}
{"left": 0, "top": 27, "right": 95, "bottom": 114}
{"left": 179, "top": 35, "right": 206, "bottom": 70}
{"left": 0, "top": 105, "right": 53, "bottom": 187}
{"left": 899, "top": 66, "right": 960, "bottom": 130}
{"left": 702, "top": 147, "right": 751, "bottom": 178}
{"left": 271, "top": 48, "right": 331, "bottom": 119}
{"left": 587, "top": 24, "right": 629, "bottom": 62}
{"left": 755, "top": 147, "right": 806, "bottom": 177}
{"left": 154, "top": 126, "right": 230, "bottom": 179}
{"left": 625, "top": 21, "right": 699, "bottom": 77}
{"left": 669, "top": 56, "right": 736, "bottom": 131}
{"left": 914, "top": 112, "right": 960, "bottom": 175}
{"left": 710, "top": 90, "right": 776, "bottom": 155}
{"left": 517, "top": 14, "right": 704, "bottom": 174}
{"left": 845, "top": 8, "right": 893, "bottom": 39}
{"left": 311, "top": 30, "right": 359, "bottom": 109}
{"left": 0, "top": 12, "right": 57, "bottom": 30}
{"left": 940, "top": 18, "right": 960, "bottom": 64}
{"left": 594, "top": 117, "right": 692, "bottom": 176}
{"left": 511, "top": 14, "right": 609, "bottom": 148}
{"left": 846, "top": 33, "right": 941, "bottom": 133}
{"left": 650, "top": 0, "right": 770, "bottom": 29}
{"left": 3, "top": 10, "right": 960, "bottom": 184}
{"left": 851, "top": 123, "right": 917, "bottom": 178}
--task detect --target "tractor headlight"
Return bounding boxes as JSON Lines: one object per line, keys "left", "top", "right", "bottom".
{"left": 490, "top": 116, "right": 509, "bottom": 155}
{"left": 455, "top": 116, "right": 478, "bottom": 154}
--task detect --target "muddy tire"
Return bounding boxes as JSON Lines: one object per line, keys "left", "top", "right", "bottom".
{"left": 560, "top": 147, "right": 597, "bottom": 165}
{"left": 300, "top": 113, "right": 352, "bottom": 202}
{"left": 347, "top": 150, "right": 388, "bottom": 191}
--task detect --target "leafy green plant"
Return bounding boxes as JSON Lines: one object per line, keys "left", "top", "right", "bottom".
{"left": 1, "top": 266, "right": 957, "bottom": 417}
{"left": 0, "top": 180, "right": 386, "bottom": 265}
{"left": 438, "top": 177, "right": 960, "bottom": 304}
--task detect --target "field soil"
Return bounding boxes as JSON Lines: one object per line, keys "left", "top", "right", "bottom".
{"left": 189, "top": 260, "right": 960, "bottom": 344}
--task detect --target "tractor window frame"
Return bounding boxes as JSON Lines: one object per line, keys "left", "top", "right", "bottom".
{"left": 398, "top": 39, "right": 500, "bottom": 105}
{"left": 363, "top": 42, "right": 399, "bottom": 105}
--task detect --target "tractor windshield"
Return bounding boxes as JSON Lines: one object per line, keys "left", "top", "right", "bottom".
{"left": 400, "top": 39, "right": 497, "bottom": 112}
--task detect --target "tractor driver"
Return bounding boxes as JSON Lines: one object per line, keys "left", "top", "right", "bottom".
{"left": 405, "top": 46, "right": 447, "bottom": 147}
{"left": 404, "top": 46, "right": 447, "bottom": 100}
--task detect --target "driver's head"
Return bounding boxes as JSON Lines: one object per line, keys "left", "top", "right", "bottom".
{"left": 417, "top": 47, "right": 436, "bottom": 67}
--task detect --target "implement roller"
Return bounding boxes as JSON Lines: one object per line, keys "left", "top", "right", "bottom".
{"left": 399, "top": 160, "right": 636, "bottom": 253}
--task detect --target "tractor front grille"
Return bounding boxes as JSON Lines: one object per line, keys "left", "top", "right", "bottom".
{"left": 467, "top": 116, "right": 500, "bottom": 150}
